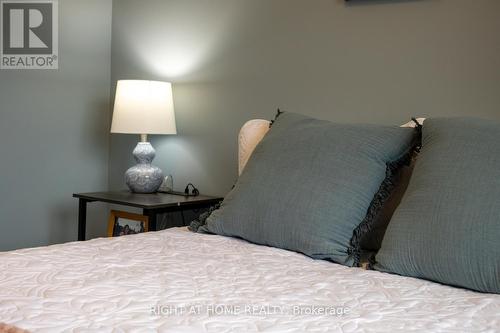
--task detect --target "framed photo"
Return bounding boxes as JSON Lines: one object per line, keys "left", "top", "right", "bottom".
{"left": 107, "top": 210, "right": 149, "bottom": 237}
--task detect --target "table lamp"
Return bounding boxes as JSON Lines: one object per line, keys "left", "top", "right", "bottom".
{"left": 111, "top": 80, "right": 177, "bottom": 193}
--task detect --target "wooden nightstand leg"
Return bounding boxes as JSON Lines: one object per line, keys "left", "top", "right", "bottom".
{"left": 143, "top": 209, "right": 157, "bottom": 232}
{"left": 78, "top": 199, "right": 88, "bottom": 241}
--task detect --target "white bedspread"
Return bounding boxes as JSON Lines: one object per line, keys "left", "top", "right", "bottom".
{"left": 1, "top": 228, "right": 499, "bottom": 332}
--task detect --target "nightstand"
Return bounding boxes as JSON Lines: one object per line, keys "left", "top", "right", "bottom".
{"left": 73, "top": 191, "right": 223, "bottom": 241}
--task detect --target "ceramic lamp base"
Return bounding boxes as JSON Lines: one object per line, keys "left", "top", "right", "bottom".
{"left": 125, "top": 142, "right": 164, "bottom": 193}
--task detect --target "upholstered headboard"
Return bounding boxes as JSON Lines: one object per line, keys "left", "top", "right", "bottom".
{"left": 238, "top": 119, "right": 271, "bottom": 175}
{"left": 237, "top": 117, "right": 425, "bottom": 175}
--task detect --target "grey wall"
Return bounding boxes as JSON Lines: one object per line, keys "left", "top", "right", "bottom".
{"left": 0, "top": 0, "right": 112, "bottom": 251}
{"left": 110, "top": 0, "right": 500, "bottom": 198}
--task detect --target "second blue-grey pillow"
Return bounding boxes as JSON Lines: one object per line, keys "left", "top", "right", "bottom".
{"left": 192, "top": 112, "right": 418, "bottom": 266}
{"left": 375, "top": 118, "right": 500, "bottom": 293}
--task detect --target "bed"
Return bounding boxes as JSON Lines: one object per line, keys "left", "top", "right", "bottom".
{"left": 1, "top": 118, "right": 499, "bottom": 332}
{"left": 2, "top": 227, "right": 500, "bottom": 332}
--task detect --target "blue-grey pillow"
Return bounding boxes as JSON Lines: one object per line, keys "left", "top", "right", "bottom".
{"left": 375, "top": 117, "right": 500, "bottom": 294}
{"left": 191, "top": 112, "right": 418, "bottom": 266}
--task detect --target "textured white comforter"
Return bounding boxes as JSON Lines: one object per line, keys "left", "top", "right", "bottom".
{"left": 1, "top": 228, "right": 499, "bottom": 332}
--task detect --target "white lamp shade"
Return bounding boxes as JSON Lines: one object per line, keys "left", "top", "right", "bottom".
{"left": 111, "top": 80, "right": 177, "bottom": 135}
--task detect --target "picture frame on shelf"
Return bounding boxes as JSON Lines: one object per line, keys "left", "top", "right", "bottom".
{"left": 107, "top": 210, "right": 148, "bottom": 237}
